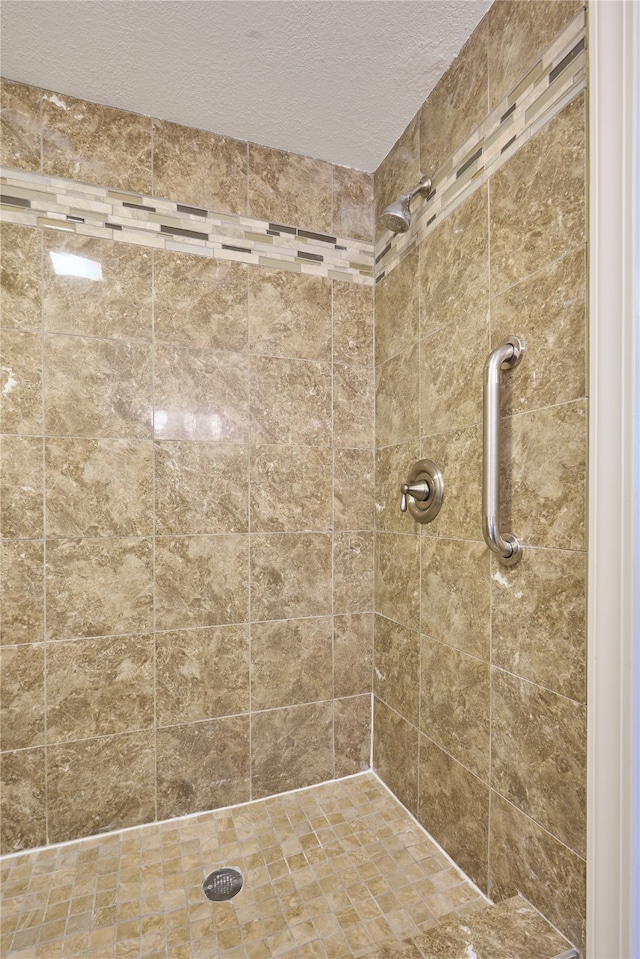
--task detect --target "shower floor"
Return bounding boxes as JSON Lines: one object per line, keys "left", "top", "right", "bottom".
{"left": 0, "top": 772, "right": 487, "bottom": 959}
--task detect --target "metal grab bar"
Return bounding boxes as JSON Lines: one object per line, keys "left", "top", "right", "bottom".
{"left": 482, "top": 336, "right": 525, "bottom": 566}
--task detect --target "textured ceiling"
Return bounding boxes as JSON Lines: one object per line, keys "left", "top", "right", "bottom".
{"left": 0, "top": 0, "right": 491, "bottom": 172}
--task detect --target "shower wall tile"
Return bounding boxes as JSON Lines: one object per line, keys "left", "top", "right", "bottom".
{"left": 0, "top": 329, "right": 42, "bottom": 435}
{"left": 45, "top": 334, "right": 153, "bottom": 439}
{"left": 155, "top": 534, "right": 249, "bottom": 630}
{"left": 250, "top": 617, "right": 333, "bottom": 710}
{"left": 418, "top": 19, "right": 488, "bottom": 177}
{"left": 375, "top": 532, "right": 420, "bottom": 629}
{"left": 249, "top": 270, "right": 332, "bottom": 361}
{"left": 333, "top": 166, "right": 374, "bottom": 242}
{"left": 250, "top": 443, "right": 331, "bottom": 532}
{"left": 375, "top": 344, "right": 419, "bottom": 449}
{"left": 156, "top": 716, "right": 251, "bottom": 819}
{"left": 43, "top": 234, "right": 153, "bottom": 341}
{"left": 374, "top": 113, "right": 420, "bottom": 243}
{"left": 0, "top": 539, "right": 44, "bottom": 645}
{"left": 333, "top": 364, "right": 375, "bottom": 450}
{"left": 45, "top": 536, "right": 154, "bottom": 640}
{"left": 491, "top": 668, "right": 586, "bottom": 856}
{"left": 0, "top": 223, "right": 42, "bottom": 332}
{"left": 418, "top": 737, "right": 489, "bottom": 892}
{"left": 42, "top": 92, "right": 152, "bottom": 194}
{"left": 156, "top": 625, "right": 249, "bottom": 725}
{"left": 0, "top": 747, "right": 46, "bottom": 855}
{"left": 154, "top": 441, "right": 248, "bottom": 534}
{"left": 333, "top": 613, "right": 373, "bottom": 698}
{"left": 154, "top": 253, "right": 248, "bottom": 353}
{"left": 153, "top": 119, "right": 247, "bottom": 214}
{"left": 0, "top": 78, "right": 41, "bottom": 171}
{"left": 374, "top": 614, "right": 419, "bottom": 726}
{"left": 251, "top": 701, "right": 334, "bottom": 799}
{"left": 332, "top": 281, "right": 374, "bottom": 367}
{"left": 334, "top": 448, "right": 374, "bottom": 531}
{"left": 375, "top": 248, "right": 419, "bottom": 365}
{"left": 250, "top": 533, "right": 332, "bottom": 621}
{"left": 334, "top": 695, "right": 371, "bottom": 776}
{"left": 420, "top": 427, "right": 483, "bottom": 543}
{"left": 0, "top": 434, "right": 43, "bottom": 538}
{"left": 248, "top": 144, "right": 332, "bottom": 233}
{"left": 491, "top": 548, "right": 586, "bottom": 702}
{"left": 45, "top": 437, "right": 154, "bottom": 537}
{"left": 333, "top": 531, "right": 374, "bottom": 613}
{"left": 250, "top": 355, "right": 332, "bottom": 446}
{"left": 46, "top": 634, "right": 154, "bottom": 743}
{"left": 489, "top": 792, "right": 586, "bottom": 953}
{"left": 490, "top": 94, "right": 585, "bottom": 295}
{"left": 420, "top": 637, "right": 490, "bottom": 782}
{"left": 0, "top": 643, "right": 45, "bottom": 750}
{"left": 372, "top": 698, "right": 419, "bottom": 816}
{"left": 375, "top": 441, "right": 421, "bottom": 534}
{"left": 47, "top": 731, "right": 156, "bottom": 844}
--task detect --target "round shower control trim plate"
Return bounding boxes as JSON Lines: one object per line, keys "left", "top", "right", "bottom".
{"left": 406, "top": 458, "right": 444, "bottom": 524}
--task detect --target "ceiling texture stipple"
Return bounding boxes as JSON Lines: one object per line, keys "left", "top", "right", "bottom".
{"left": 0, "top": 0, "right": 491, "bottom": 172}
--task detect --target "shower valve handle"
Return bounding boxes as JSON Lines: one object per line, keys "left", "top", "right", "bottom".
{"left": 400, "top": 480, "right": 431, "bottom": 512}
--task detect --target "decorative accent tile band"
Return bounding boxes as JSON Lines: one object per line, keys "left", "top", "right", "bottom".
{"left": 0, "top": 169, "right": 374, "bottom": 286}
{"left": 374, "top": 8, "right": 587, "bottom": 284}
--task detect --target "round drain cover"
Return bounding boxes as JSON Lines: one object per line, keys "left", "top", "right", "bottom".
{"left": 202, "top": 867, "right": 244, "bottom": 902}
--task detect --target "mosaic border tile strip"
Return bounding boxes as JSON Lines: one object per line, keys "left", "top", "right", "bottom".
{"left": 0, "top": 170, "right": 374, "bottom": 287}
{"left": 374, "top": 8, "right": 587, "bottom": 284}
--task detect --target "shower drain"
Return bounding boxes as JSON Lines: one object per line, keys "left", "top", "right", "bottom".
{"left": 202, "top": 867, "right": 244, "bottom": 902}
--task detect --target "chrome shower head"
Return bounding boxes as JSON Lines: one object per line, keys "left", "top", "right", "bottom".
{"left": 381, "top": 175, "right": 432, "bottom": 234}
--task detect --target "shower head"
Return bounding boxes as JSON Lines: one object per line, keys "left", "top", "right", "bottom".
{"left": 381, "top": 175, "right": 432, "bottom": 234}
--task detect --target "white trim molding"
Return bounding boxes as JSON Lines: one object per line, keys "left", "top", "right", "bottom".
{"left": 587, "top": 1, "right": 639, "bottom": 957}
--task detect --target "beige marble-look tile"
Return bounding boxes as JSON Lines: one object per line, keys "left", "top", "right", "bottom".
{"left": 0, "top": 643, "right": 45, "bottom": 750}
{"left": 491, "top": 668, "right": 586, "bottom": 855}
{"left": 0, "top": 77, "right": 41, "bottom": 170}
{"left": 42, "top": 91, "right": 151, "bottom": 193}
{"left": 334, "top": 696, "right": 371, "bottom": 777}
{"left": 0, "top": 746, "right": 46, "bottom": 855}
{"left": 45, "top": 334, "right": 152, "bottom": 438}
{"left": 251, "top": 701, "right": 333, "bottom": 799}
{"left": 375, "top": 532, "right": 420, "bottom": 630}
{"left": 488, "top": 0, "right": 583, "bottom": 108}
{"left": 250, "top": 355, "right": 332, "bottom": 447}
{"left": 47, "top": 731, "right": 155, "bottom": 844}
{"left": 491, "top": 247, "right": 586, "bottom": 415}
{"left": 421, "top": 426, "right": 483, "bottom": 542}
{"left": 489, "top": 791, "right": 586, "bottom": 953}
{"left": 248, "top": 144, "right": 332, "bottom": 232}
{"left": 250, "top": 444, "right": 331, "bottom": 532}
{"left": 334, "top": 531, "right": 374, "bottom": 614}
{"left": 154, "top": 252, "right": 247, "bottom": 353}
{"left": 375, "top": 249, "right": 419, "bottom": 366}
{"left": 46, "top": 437, "right": 154, "bottom": 537}
{"left": 0, "top": 539, "right": 44, "bottom": 645}
{"left": 419, "top": 20, "right": 488, "bottom": 176}
{"left": 420, "top": 311, "right": 488, "bottom": 435}
{"left": 251, "top": 533, "right": 332, "bottom": 621}
{"left": 502, "top": 399, "right": 587, "bottom": 551}
{"left": 419, "top": 185, "right": 488, "bottom": 340}
{"left": 421, "top": 637, "right": 490, "bottom": 782}
{"left": 372, "top": 698, "right": 419, "bottom": 816}
{"left": 153, "top": 119, "right": 247, "bottom": 213}
{"left": 155, "top": 441, "right": 248, "bottom": 534}
{"left": 421, "top": 538, "right": 490, "bottom": 660}
{"left": 156, "top": 625, "right": 249, "bottom": 725}
{"left": 153, "top": 344, "right": 249, "bottom": 444}
{"left": 418, "top": 736, "right": 489, "bottom": 893}
{"left": 45, "top": 537, "right": 153, "bottom": 640}
{"left": 376, "top": 344, "right": 419, "bottom": 450}
{"left": 333, "top": 166, "right": 374, "bottom": 242}
{"left": 490, "top": 95, "right": 586, "bottom": 295}
{"left": 0, "top": 329, "right": 42, "bottom": 435}
{"left": 333, "top": 281, "right": 374, "bottom": 368}
{"left": 375, "top": 441, "right": 421, "bottom": 535}
{"left": 374, "top": 614, "right": 419, "bottom": 726}
{"left": 0, "top": 434, "right": 43, "bottom": 538}
{"left": 155, "top": 534, "right": 248, "bottom": 630}
{"left": 249, "top": 270, "right": 331, "bottom": 361}
{"left": 491, "top": 548, "right": 586, "bottom": 702}
{"left": 334, "top": 613, "right": 373, "bottom": 698}
{"left": 251, "top": 617, "right": 332, "bottom": 710}
{"left": 46, "top": 634, "right": 154, "bottom": 743}
{"left": 0, "top": 223, "right": 42, "bottom": 332}
{"left": 157, "top": 716, "right": 250, "bottom": 820}
{"left": 334, "top": 448, "right": 374, "bottom": 531}
{"left": 43, "top": 235, "right": 152, "bottom": 341}
{"left": 334, "top": 364, "right": 375, "bottom": 450}
{"left": 374, "top": 114, "right": 420, "bottom": 242}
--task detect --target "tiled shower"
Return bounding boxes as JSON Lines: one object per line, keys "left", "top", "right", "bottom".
{"left": 0, "top": 1, "right": 588, "bottom": 955}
